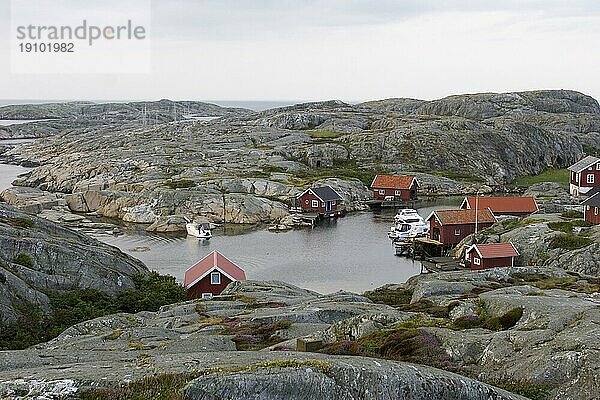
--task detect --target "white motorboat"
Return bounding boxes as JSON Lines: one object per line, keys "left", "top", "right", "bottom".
{"left": 389, "top": 209, "right": 429, "bottom": 240}
{"left": 186, "top": 222, "right": 213, "bottom": 240}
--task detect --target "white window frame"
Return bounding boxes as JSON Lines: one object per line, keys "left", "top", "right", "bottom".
{"left": 395, "top": 190, "right": 402, "bottom": 196}
{"left": 454, "top": 228, "right": 461, "bottom": 236}
{"left": 210, "top": 271, "right": 221, "bottom": 285}
{"left": 331, "top": 200, "right": 336, "bottom": 205}
{"left": 378, "top": 189, "right": 385, "bottom": 195}
{"left": 587, "top": 174, "right": 595, "bottom": 184}
{"left": 596, "top": 207, "right": 599, "bottom": 216}
{"left": 597, "top": 163, "right": 600, "bottom": 170}
{"left": 202, "top": 293, "right": 213, "bottom": 299}
{"left": 305, "top": 199, "right": 309, "bottom": 204}
{"left": 473, "top": 257, "right": 481, "bottom": 266}
{"left": 311, "top": 200, "right": 319, "bottom": 208}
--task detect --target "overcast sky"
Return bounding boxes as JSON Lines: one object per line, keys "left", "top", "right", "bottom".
{"left": 1, "top": 0, "right": 600, "bottom": 102}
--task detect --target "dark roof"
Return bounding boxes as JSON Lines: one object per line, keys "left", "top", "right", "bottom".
{"left": 586, "top": 186, "right": 600, "bottom": 198}
{"left": 583, "top": 193, "right": 600, "bottom": 207}
{"left": 568, "top": 156, "right": 600, "bottom": 172}
{"left": 306, "top": 186, "right": 343, "bottom": 201}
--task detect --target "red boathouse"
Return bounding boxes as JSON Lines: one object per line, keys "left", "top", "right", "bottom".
{"left": 297, "top": 186, "right": 343, "bottom": 215}
{"left": 583, "top": 192, "right": 600, "bottom": 225}
{"left": 370, "top": 175, "right": 418, "bottom": 202}
{"left": 460, "top": 196, "right": 538, "bottom": 217}
{"left": 184, "top": 251, "right": 246, "bottom": 299}
{"left": 466, "top": 243, "right": 520, "bottom": 270}
{"left": 426, "top": 209, "right": 497, "bottom": 245}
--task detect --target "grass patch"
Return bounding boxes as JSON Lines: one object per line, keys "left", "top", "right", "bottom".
{"left": 488, "top": 380, "right": 551, "bottom": 400}
{"left": 561, "top": 210, "right": 583, "bottom": 219}
{"left": 220, "top": 319, "right": 293, "bottom": 350}
{"left": 164, "top": 179, "right": 196, "bottom": 189}
{"left": 292, "top": 158, "right": 382, "bottom": 186}
{"left": 548, "top": 220, "right": 591, "bottom": 233}
{"left": 513, "top": 168, "right": 569, "bottom": 188}
{"left": 13, "top": 253, "right": 33, "bottom": 268}
{"left": 307, "top": 130, "right": 344, "bottom": 139}
{"left": 549, "top": 234, "right": 593, "bottom": 250}
{"left": 363, "top": 287, "right": 413, "bottom": 307}
{"left": 7, "top": 217, "right": 35, "bottom": 229}
{"left": 80, "top": 372, "right": 195, "bottom": 400}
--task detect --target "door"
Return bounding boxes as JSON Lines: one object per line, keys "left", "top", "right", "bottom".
{"left": 433, "top": 228, "right": 440, "bottom": 241}
{"left": 325, "top": 201, "right": 332, "bottom": 212}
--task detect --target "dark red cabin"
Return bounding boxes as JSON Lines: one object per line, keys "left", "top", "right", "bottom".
{"left": 370, "top": 175, "right": 418, "bottom": 202}
{"left": 569, "top": 156, "right": 600, "bottom": 196}
{"left": 583, "top": 192, "right": 600, "bottom": 225}
{"left": 184, "top": 251, "right": 246, "bottom": 299}
{"left": 297, "top": 186, "right": 343, "bottom": 215}
{"left": 426, "top": 208, "right": 497, "bottom": 245}
{"left": 466, "top": 243, "right": 519, "bottom": 270}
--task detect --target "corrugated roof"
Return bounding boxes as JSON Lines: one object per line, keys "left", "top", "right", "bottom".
{"left": 468, "top": 243, "right": 520, "bottom": 259}
{"left": 568, "top": 156, "right": 600, "bottom": 172}
{"left": 463, "top": 196, "right": 538, "bottom": 214}
{"left": 371, "top": 175, "right": 416, "bottom": 190}
{"left": 184, "top": 251, "right": 246, "bottom": 289}
{"left": 583, "top": 192, "right": 600, "bottom": 207}
{"left": 308, "top": 186, "right": 343, "bottom": 201}
{"left": 429, "top": 208, "right": 496, "bottom": 225}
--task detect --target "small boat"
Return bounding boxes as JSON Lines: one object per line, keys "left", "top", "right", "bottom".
{"left": 389, "top": 209, "right": 429, "bottom": 241}
{"left": 186, "top": 222, "right": 212, "bottom": 240}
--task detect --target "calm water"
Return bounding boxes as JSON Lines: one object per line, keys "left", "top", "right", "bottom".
{"left": 0, "top": 163, "right": 31, "bottom": 191}
{"left": 0, "top": 161, "right": 460, "bottom": 294}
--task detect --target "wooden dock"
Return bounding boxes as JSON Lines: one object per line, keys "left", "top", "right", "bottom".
{"left": 421, "top": 257, "right": 466, "bottom": 273}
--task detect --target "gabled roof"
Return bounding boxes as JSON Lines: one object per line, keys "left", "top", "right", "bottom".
{"left": 586, "top": 185, "right": 600, "bottom": 198}
{"left": 568, "top": 156, "right": 600, "bottom": 172}
{"left": 582, "top": 192, "right": 600, "bottom": 207}
{"left": 370, "top": 175, "right": 417, "bottom": 190}
{"left": 461, "top": 196, "right": 538, "bottom": 214}
{"left": 426, "top": 208, "right": 496, "bottom": 226}
{"left": 466, "top": 243, "right": 520, "bottom": 259}
{"left": 299, "top": 185, "right": 343, "bottom": 201}
{"left": 184, "top": 251, "right": 246, "bottom": 289}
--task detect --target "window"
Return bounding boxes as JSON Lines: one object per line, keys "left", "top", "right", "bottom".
{"left": 378, "top": 189, "right": 385, "bottom": 195}
{"left": 210, "top": 272, "right": 221, "bottom": 285}
{"left": 597, "top": 163, "right": 600, "bottom": 170}
{"left": 587, "top": 205, "right": 591, "bottom": 210}
{"left": 596, "top": 207, "right": 599, "bottom": 216}
{"left": 587, "top": 174, "right": 595, "bottom": 184}
{"left": 395, "top": 190, "right": 402, "bottom": 196}
{"left": 331, "top": 201, "right": 336, "bottom": 205}
{"left": 576, "top": 173, "right": 580, "bottom": 183}
{"left": 305, "top": 200, "right": 309, "bottom": 204}
{"left": 202, "top": 293, "right": 213, "bottom": 299}
{"left": 311, "top": 200, "right": 319, "bottom": 208}
{"left": 454, "top": 228, "right": 461, "bottom": 236}
{"left": 321, "top": 202, "right": 325, "bottom": 207}
{"left": 473, "top": 257, "right": 481, "bottom": 266}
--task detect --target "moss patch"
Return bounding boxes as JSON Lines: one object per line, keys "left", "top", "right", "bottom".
{"left": 549, "top": 234, "right": 593, "bottom": 250}
{"left": 220, "top": 319, "right": 292, "bottom": 350}
{"left": 513, "top": 168, "right": 569, "bottom": 188}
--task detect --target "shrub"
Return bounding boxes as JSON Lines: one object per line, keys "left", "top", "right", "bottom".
{"left": 117, "top": 272, "right": 187, "bottom": 313}
{"left": 363, "top": 287, "right": 413, "bottom": 306}
{"left": 561, "top": 210, "right": 583, "bottom": 219}
{"left": 9, "top": 217, "right": 34, "bottom": 229}
{"left": 451, "top": 315, "right": 482, "bottom": 330}
{"left": 549, "top": 234, "right": 593, "bottom": 250}
{"left": 164, "top": 179, "right": 196, "bottom": 189}
{"left": 14, "top": 253, "right": 33, "bottom": 268}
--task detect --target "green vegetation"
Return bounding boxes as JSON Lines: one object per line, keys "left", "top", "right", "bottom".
{"left": 561, "top": 210, "right": 584, "bottom": 219}
{"left": 13, "top": 252, "right": 33, "bottom": 268}
{"left": 549, "top": 234, "right": 593, "bottom": 250}
{"left": 548, "top": 220, "right": 591, "bottom": 233}
{"left": 363, "top": 287, "right": 413, "bottom": 306}
{"left": 513, "top": 168, "right": 569, "bottom": 188}
{"left": 164, "top": 179, "right": 196, "bottom": 189}
{"left": 220, "top": 319, "right": 292, "bottom": 350}
{"left": 0, "top": 272, "right": 186, "bottom": 350}
{"left": 488, "top": 380, "right": 550, "bottom": 400}
{"left": 307, "top": 130, "right": 345, "bottom": 139}
{"left": 508, "top": 273, "right": 600, "bottom": 294}
{"left": 583, "top": 144, "right": 600, "bottom": 157}
{"left": 292, "top": 158, "right": 381, "bottom": 186}
{"left": 7, "top": 217, "right": 35, "bottom": 229}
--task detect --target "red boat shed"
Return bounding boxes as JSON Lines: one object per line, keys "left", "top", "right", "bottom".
{"left": 466, "top": 243, "right": 520, "bottom": 271}
{"left": 583, "top": 192, "right": 600, "bottom": 225}
{"left": 461, "top": 196, "right": 538, "bottom": 217}
{"left": 568, "top": 156, "right": 600, "bottom": 196}
{"left": 426, "top": 208, "right": 497, "bottom": 245}
{"left": 297, "top": 186, "right": 343, "bottom": 214}
{"left": 184, "top": 251, "right": 246, "bottom": 299}
{"left": 370, "top": 175, "right": 418, "bottom": 202}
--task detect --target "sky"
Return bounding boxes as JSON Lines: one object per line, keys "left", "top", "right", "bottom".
{"left": 1, "top": 0, "right": 600, "bottom": 103}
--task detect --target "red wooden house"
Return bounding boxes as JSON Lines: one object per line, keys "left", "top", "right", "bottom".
{"left": 370, "top": 175, "right": 418, "bottom": 202}
{"left": 583, "top": 192, "right": 600, "bottom": 225}
{"left": 297, "top": 186, "right": 343, "bottom": 215}
{"left": 568, "top": 156, "right": 600, "bottom": 196}
{"left": 426, "top": 208, "right": 497, "bottom": 245}
{"left": 466, "top": 243, "right": 519, "bottom": 270}
{"left": 460, "top": 196, "right": 538, "bottom": 217}
{"left": 184, "top": 251, "right": 246, "bottom": 299}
